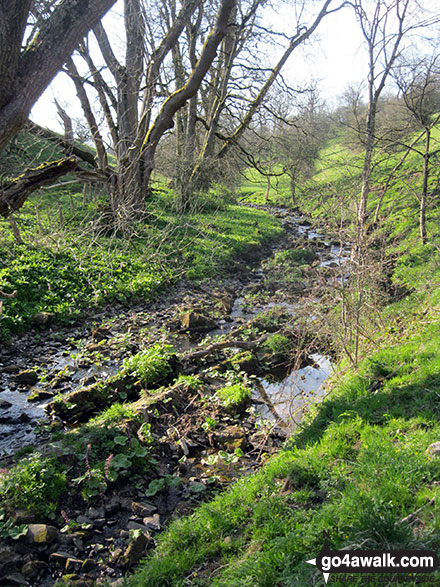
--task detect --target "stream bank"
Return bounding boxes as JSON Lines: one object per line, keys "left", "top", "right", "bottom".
{"left": 0, "top": 205, "right": 349, "bottom": 586}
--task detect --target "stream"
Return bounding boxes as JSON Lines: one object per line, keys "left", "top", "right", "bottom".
{"left": 0, "top": 207, "right": 350, "bottom": 459}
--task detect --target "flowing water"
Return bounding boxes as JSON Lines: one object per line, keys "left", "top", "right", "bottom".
{"left": 0, "top": 207, "right": 349, "bottom": 457}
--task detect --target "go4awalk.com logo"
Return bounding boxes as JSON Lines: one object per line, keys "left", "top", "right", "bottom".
{"left": 307, "top": 540, "right": 439, "bottom": 583}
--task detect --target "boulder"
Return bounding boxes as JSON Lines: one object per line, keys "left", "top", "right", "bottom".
{"left": 21, "top": 560, "right": 47, "bottom": 580}
{"left": 180, "top": 311, "right": 218, "bottom": 333}
{"left": 14, "top": 370, "right": 38, "bottom": 386}
{"left": 26, "top": 524, "right": 58, "bottom": 544}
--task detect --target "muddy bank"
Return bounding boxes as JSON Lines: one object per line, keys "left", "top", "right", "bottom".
{"left": 0, "top": 206, "right": 349, "bottom": 586}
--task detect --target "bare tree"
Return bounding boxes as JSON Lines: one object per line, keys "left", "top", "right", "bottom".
{"left": 0, "top": 0, "right": 117, "bottom": 152}
{"left": 392, "top": 51, "right": 440, "bottom": 244}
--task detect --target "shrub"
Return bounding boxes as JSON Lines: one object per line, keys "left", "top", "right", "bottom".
{"left": 0, "top": 453, "right": 66, "bottom": 517}
{"left": 123, "top": 343, "right": 175, "bottom": 386}
{"left": 216, "top": 383, "right": 251, "bottom": 412}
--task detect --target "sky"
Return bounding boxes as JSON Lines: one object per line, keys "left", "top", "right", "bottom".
{"left": 29, "top": 0, "right": 437, "bottom": 133}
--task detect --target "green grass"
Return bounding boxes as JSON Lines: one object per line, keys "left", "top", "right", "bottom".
{"left": 0, "top": 170, "right": 282, "bottom": 339}
{"left": 126, "top": 116, "right": 440, "bottom": 587}
{"left": 127, "top": 322, "right": 440, "bottom": 586}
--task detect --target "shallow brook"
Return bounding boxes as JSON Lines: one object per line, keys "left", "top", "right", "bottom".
{"left": 0, "top": 206, "right": 349, "bottom": 458}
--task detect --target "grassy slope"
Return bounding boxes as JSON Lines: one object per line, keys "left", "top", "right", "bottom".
{"left": 128, "top": 128, "right": 440, "bottom": 585}
{"left": 0, "top": 133, "right": 282, "bottom": 339}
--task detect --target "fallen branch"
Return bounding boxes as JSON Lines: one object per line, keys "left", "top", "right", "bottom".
{"left": 0, "top": 158, "right": 78, "bottom": 218}
{"left": 183, "top": 333, "right": 268, "bottom": 362}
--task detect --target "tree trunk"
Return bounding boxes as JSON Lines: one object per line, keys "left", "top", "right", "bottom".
{"left": 290, "top": 172, "right": 296, "bottom": 206}
{"left": 0, "top": 158, "right": 78, "bottom": 218}
{"left": 0, "top": 0, "right": 117, "bottom": 152}
{"left": 265, "top": 175, "right": 271, "bottom": 203}
{"left": 420, "top": 128, "right": 430, "bottom": 245}
{"left": 65, "top": 58, "right": 109, "bottom": 172}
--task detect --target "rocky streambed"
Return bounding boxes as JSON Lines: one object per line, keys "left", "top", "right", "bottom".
{"left": 0, "top": 206, "right": 350, "bottom": 586}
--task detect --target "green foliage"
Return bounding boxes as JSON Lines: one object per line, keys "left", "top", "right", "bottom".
{"left": 0, "top": 453, "right": 66, "bottom": 517}
{"left": 215, "top": 383, "right": 251, "bottom": 410}
{"left": 65, "top": 421, "right": 153, "bottom": 501}
{"left": 270, "top": 247, "right": 316, "bottom": 267}
{"left": 262, "top": 333, "right": 292, "bottom": 355}
{"left": 0, "top": 181, "right": 281, "bottom": 340}
{"left": 122, "top": 344, "right": 174, "bottom": 386}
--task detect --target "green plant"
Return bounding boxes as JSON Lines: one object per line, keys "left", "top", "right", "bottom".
{"left": 122, "top": 344, "right": 175, "bottom": 387}
{"left": 262, "top": 333, "right": 292, "bottom": 355}
{"left": 0, "top": 510, "right": 28, "bottom": 540}
{"left": 202, "top": 417, "right": 218, "bottom": 431}
{"left": 0, "top": 454, "right": 66, "bottom": 517}
{"left": 215, "top": 383, "right": 251, "bottom": 411}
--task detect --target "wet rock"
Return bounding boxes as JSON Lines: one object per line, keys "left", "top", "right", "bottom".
{"left": 127, "top": 521, "right": 150, "bottom": 533}
{"left": 26, "top": 524, "right": 58, "bottom": 544}
{"left": 27, "top": 388, "right": 55, "bottom": 402}
{"left": 49, "top": 551, "right": 71, "bottom": 567}
{"left": 426, "top": 442, "right": 440, "bottom": 457}
{"left": 14, "top": 370, "right": 38, "bottom": 386}
{"left": 65, "top": 557, "right": 84, "bottom": 573}
{"left": 3, "top": 365, "right": 20, "bottom": 374}
{"left": 21, "top": 560, "right": 47, "bottom": 579}
{"left": 3, "top": 572, "right": 28, "bottom": 586}
{"left": 0, "top": 398, "right": 12, "bottom": 409}
{"left": 180, "top": 311, "right": 218, "bottom": 333}
{"left": 81, "top": 559, "right": 97, "bottom": 573}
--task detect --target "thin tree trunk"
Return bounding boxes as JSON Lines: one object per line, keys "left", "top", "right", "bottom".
{"left": 265, "top": 175, "right": 271, "bottom": 203}
{"left": 420, "top": 128, "right": 430, "bottom": 245}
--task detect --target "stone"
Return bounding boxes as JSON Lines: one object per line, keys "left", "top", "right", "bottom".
{"left": 120, "top": 497, "right": 133, "bottom": 511}
{"left": 14, "top": 370, "right": 38, "bottom": 386}
{"left": 426, "top": 442, "right": 440, "bottom": 457}
{"left": 21, "top": 560, "right": 47, "bottom": 579}
{"left": 214, "top": 426, "right": 246, "bottom": 452}
{"left": 27, "top": 388, "right": 55, "bottom": 402}
{"left": 3, "top": 365, "right": 20, "bottom": 374}
{"left": 0, "top": 546, "right": 21, "bottom": 576}
{"left": 88, "top": 506, "right": 105, "bottom": 520}
{"left": 142, "top": 514, "right": 161, "bottom": 531}
{"left": 0, "top": 398, "right": 12, "bottom": 409}
{"left": 65, "top": 558, "right": 83, "bottom": 573}
{"left": 180, "top": 311, "right": 218, "bottom": 333}
{"left": 26, "top": 524, "right": 58, "bottom": 544}
{"left": 105, "top": 495, "right": 120, "bottom": 514}
{"left": 3, "top": 573, "right": 28, "bottom": 586}
{"left": 81, "top": 559, "right": 97, "bottom": 573}
{"left": 131, "top": 501, "right": 157, "bottom": 517}
{"left": 13, "top": 509, "right": 35, "bottom": 524}
{"left": 122, "top": 532, "right": 150, "bottom": 566}
{"left": 49, "top": 551, "right": 71, "bottom": 567}
{"left": 32, "top": 312, "right": 53, "bottom": 326}
{"left": 126, "top": 521, "right": 150, "bottom": 532}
